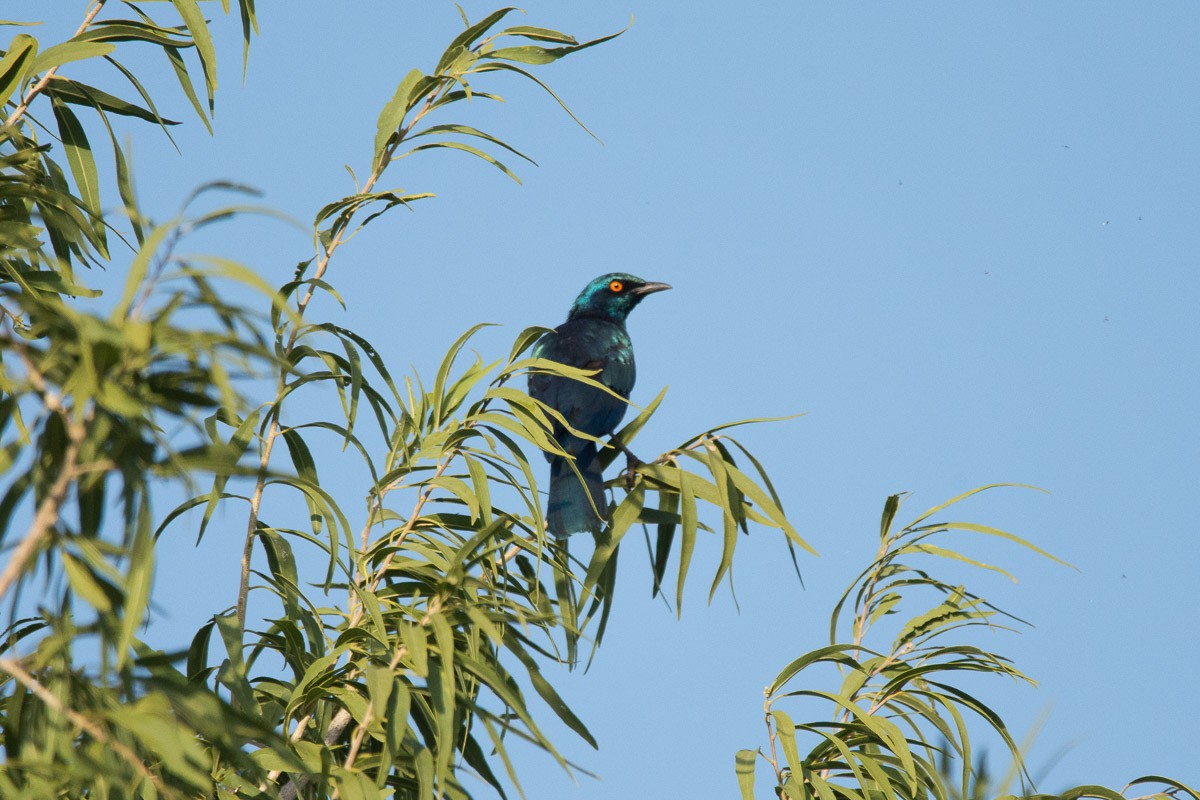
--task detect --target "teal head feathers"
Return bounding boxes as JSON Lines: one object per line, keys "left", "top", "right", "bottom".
{"left": 566, "top": 273, "right": 672, "bottom": 323}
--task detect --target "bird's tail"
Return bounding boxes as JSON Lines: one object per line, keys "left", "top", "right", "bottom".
{"left": 547, "top": 442, "right": 606, "bottom": 538}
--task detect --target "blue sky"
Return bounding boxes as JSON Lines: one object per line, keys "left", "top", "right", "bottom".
{"left": 29, "top": 2, "right": 1200, "bottom": 797}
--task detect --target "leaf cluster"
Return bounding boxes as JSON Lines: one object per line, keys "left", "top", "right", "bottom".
{"left": 738, "top": 487, "right": 1198, "bottom": 800}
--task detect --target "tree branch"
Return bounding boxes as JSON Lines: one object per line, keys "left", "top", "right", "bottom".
{"left": 0, "top": 655, "right": 171, "bottom": 797}
{"left": 0, "top": 351, "right": 83, "bottom": 602}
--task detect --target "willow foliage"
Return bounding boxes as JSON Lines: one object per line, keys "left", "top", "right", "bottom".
{"left": 738, "top": 487, "right": 1197, "bottom": 800}
{"left": 0, "top": 4, "right": 1191, "bottom": 800}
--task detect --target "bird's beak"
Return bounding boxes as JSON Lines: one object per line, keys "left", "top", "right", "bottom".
{"left": 630, "top": 282, "right": 672, "bottom": 296}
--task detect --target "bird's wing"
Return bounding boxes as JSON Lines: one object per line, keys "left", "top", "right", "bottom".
{"left": 528, "top": 321, "right": 633, "bottom": 440}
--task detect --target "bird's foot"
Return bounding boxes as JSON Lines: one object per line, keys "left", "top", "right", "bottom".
{"left": 619, "top": 443, "right": 644, "bottom": 488}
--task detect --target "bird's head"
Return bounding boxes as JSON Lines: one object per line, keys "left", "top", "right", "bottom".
{"left": 567, "top": 273, "right": 672, "bottom": 322}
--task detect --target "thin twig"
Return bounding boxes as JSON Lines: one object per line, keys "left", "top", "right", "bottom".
{"left": 0, "top": 437, "right": 78, "bottom": 600}
{"left": 236, "top": 81, "right": 447, "bottom": 633}
{"left": 0, "top": 655, "right": 170, "bottom": 796}
{"left": 0, "top": 353, "right": 83, "bottom": 602}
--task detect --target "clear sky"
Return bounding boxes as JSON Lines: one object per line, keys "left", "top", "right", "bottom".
{"left": 30, "top": 2, "right": 1200, "bottom": 797}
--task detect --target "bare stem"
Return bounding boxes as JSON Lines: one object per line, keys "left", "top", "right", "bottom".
{"left": 764, "top": 704, "right": 785, "bottom": 788}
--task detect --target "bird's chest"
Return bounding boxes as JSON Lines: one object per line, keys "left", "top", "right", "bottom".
{"left": 537, "top": 320, "right": 636, "bottom": 395}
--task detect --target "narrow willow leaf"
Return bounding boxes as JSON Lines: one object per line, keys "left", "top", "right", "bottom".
{"left": 720, "top": 456, "right": 817, "bottom": 555}
{"left": 399, "top": 623, "right": 428, "bottom": 678}
{"left": 880, "top": 492, "right": 903, "bottom": 541}
{"left": 258, "top": 528, "right": 300, "bottom": 618}
{"left": 404, "top": 140, "right": 523, "bottom": 183}
{"left": 47, "top": 74, "right": 180, "bottom": 125}
{"left": 734, "top": 749, "right": 757, "bottom": 800}
{"left": 186, "top": 618, "right": 215, "bottom": 680}
{"left": 77, "top": 19, "right": 193, "bottom": 47}
{"left": 170, "top": 0, "right": 217, "bottom": 109}
{"left": 498, "top": 25, "right": 578, "bottom": 44}
{"left": 518, "top": 656, "right": 596, "bottom": 748}
{"left": 410, "top": 122, "right": 536, "bottom": 164}
{"left": 1060, "top": 786, "right": 1129, "bottom": 800}
{"left": 791, "top": 689, "right": 916, "bottom": 785}
{"left": 1125, "top": 777, "right": 1200, "bottom": 800}
{"left": 427, "top": 475, "right": 481, "bottom": 522}
{"left": 464, "top": 455, "right": 493, "bottom": 526}
{"left": 676, "top": 472, "right": 698, "bottom": 614}
{"left": 116, "top": 498, "right": 155, "bottom": 670}
{"left": 651, "top": 489, "right": 678, "bottom": 598}
{"left": 905, "top": 483, "right": 1044, "bottom": 528}
{"left": 937, "top": 520, "right": 1071, "bottom": 567}
{"left": 61, "top": 553, "right": 114, "bottom": 612}
{"left": 384, "top": 679, "right": 412, "bottom": 768}
{"left": 771, "top": 710, "right": 803, "bottom": 773}
{"left": 287, "top": 652, "right": 340, "bottom": 715}
{"left": 506, "top": 325, "right": 553, "bottom": 366}
{"left": 444, "top": 7, "right": 517, "bottom": 64}
{"left": 110, "top": 223, "right": 172, "bottom": 319}
{"left": 0, "top": 33, "right": 36, "bottom": 107}
{"left": 901, "top": 542, "right": 1018, "bottom": 582}
{"left": 49, "top": 98, "right": 103, "bottom": 229}
{"left": 163, "top": 42, "right": 212, "bottom": 132}
{"left": 13, "top": 270, "right": 101, "bottom": 298}
{"left": 427, "top": 612, "right": 457, "bottom": 785}
{"left": 797, "top": 723, "right": 874, "bottom": 799}
{"left": 414, "top": 746, "right": 434, "bottom": 799}
{"left": 31, "top": 41, "right": 115, "bottom": 74}
{"left": 767, "top": 644, "right": 871, "bottom": 697}
{"left": 373, "top": 68, "right": 423, "bottom": 169}
{"left": 483, "top": 23, "right": 628, "bottom": 66}
{"left": 471, "top": 60, "right": 600, "bottom": 140}
{"left": 701, "top": 440, "right": 739, "bottom": 603}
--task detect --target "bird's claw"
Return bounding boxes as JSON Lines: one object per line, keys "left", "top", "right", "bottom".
{"left": 619, "top": 444, "right": 643, "bottom": 488}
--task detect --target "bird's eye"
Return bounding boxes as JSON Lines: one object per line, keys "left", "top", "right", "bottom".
{"left": 609, "top": 280, "right": 624, "bottom": 292}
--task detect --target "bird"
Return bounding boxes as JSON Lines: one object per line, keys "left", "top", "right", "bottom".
{"left": 528, "top": 273, "right": 671, "bottom": 537}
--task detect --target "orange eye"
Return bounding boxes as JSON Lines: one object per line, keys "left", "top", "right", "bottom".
{"left": 609, "top": 280, "right": 624, "bottom": 292}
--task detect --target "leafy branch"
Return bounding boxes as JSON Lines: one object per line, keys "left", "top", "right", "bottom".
{"left": 738, "top": 487, "right": 1197, "bottom": 800}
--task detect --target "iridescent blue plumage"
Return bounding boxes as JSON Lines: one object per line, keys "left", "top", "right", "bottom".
{"left": 529, "top": 273, "right": 671, "bottom": 536}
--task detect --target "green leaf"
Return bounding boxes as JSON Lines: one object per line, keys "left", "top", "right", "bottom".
{"left": 170, "top": 0, "right": 217, "bottom": 110}
{"left": 163, "top": 42, "right": 212, "bottom": 133}
{"left": 734, "top": 749, "right": 757, "bottom": 800}
{"left": 46, "top": 75, "right": 180, "bottom": 125}
{"left": 936, "top": 520, "right": 1071, "bottom": 568}
{"left": 77, "top": 19, "right": 194, "bottom": 47}
{"left": 771, "top": 710, "right": 803, "bottom": 773}
{"left": 116, "top": 498, "right": 155, "bottom": 670}
{"left": 373, "top": 68, "right": 423, "bottom": 169}
{"left": 0, "top": 33, "right": 36, "bottom": 107}
{"left": 427, "top": 475, "right": 481, "bottom": 522}
{"left": 498, "top": 25, "right": 578, "bottom": 44}
{"left": 30, "top": 41, "right": 115, "bottom": 74}
{"left": 403, "top": 140, "right": 524, "bottom": 183}
{"left": 1125, "top": 777, "right": 1200, "bottom": 800}
{"left": 49, "top": 98, "right": 103, "bottom": 228}
{"left": 111, "top": 223, "right": 172, "bottom": 320}
{"left": 768, "top": 644, "right": 870, "bottom": 697}
{"left": 443, "top": 7, "right": 518, "bottom": 66}
{"left": 905, "top": 483, "right": 1044, "bottom": 528}
{"left": 676, "top": 472, "right": 698, "bottom": 614}
{"left": 61, "top": 553, "right": 114, "bottom": 612}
